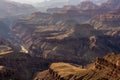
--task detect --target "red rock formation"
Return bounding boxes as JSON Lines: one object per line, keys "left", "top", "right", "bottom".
{"left": 34, "top": 53, "right": 120, "bottom": 80}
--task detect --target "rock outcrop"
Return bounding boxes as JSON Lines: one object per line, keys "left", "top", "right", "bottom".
{"left": 34, "top": 53, "right": 120, "bottom": 80}
{"left": 0, "top": 51, "right": 54, "bottom": 80}
{"left": 0, "top": 38, "right": 52, "bottom": 80}
{"left": 89, "top": 9, "right": 120, "bottom": 36}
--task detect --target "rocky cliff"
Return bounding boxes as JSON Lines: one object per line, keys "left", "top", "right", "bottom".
{"left": 11, "top": 16, "right": 95, "bottom": 64}
{"left": 0, "top": 49, "right": 53, "bottom": 80}
{"left": 34, "top": 53, "right": 120, "bottom": 80}
{"left": 11, "top": 10, "right": 120, "bottom": 66}
{"left": 6, "top": 0, "right": 120, "bottom": 80}
{"left": 0, "top": 37, "right": 48, "bottom": 80}
{"left": 89, "top": 9, "right": 120, "bottom": 36}
{"left": 0, "top": 1, "right": 119, "bottom": 80}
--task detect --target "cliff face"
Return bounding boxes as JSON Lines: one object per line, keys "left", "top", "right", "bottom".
{"left": 12, "top": 16, "right": 95, "bottom": 64}
{"left": 1, "top": 38, "right": 120, "bottom": 80}
{"left": 89, "top": 9, "right": 120, "bottom": 36}
{"left": 34, "top": 53, "right": 120, "bottom": 80}
{"left": 0, "top": 38, "right": 51, "bottom": 80}
{"left": 11, "top": 10, "right": 120, "bottom": 66}
{"left": 0, "top": 0, "right": 120, "bottom": 80}
{"left": 0, "top": 50, "right": 53, "bottom": 80}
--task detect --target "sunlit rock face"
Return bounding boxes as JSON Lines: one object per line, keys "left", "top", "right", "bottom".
{"left": 34, "top": 53, "right": 120, "bottom": 80}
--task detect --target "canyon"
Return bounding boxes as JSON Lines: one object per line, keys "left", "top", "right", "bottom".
{"left": 0, "top": 0, "right": 120, "bottom": 80}
{"left": 11, "top": 0, "right": 120, "bottom": 64}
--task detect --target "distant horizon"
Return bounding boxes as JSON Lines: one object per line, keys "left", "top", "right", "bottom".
{"left": 9, "top": 0, "right": 45, "bottom": 4}
{"left": 9, "top": 0, "right": 107, "bottom": 5}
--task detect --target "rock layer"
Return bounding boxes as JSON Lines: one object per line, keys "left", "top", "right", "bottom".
{"left": 34, "top": 53, "right": 120, "bottom": 80}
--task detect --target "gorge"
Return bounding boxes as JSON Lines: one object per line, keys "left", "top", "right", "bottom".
{"left": 0, "top": 0, "right": 120, "bottom": 80}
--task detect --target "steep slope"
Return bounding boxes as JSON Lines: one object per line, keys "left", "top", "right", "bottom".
{"left": 3, "top": 0, "right": 120, "bottom": 79}
{"left": 89, "top": 9, "right": 120, "bottom": 36}
{"left": 11, "top": 0, "right": 120, "bottom": 65}
{"left": 11, "top": 11, "right": 120, "bottom": 65}
{"left": 0, "top": 51, "right": 53, "bottom": 80}
{"left": 34, "top": 53, "right": 120, "bottom": 80}
{"left": 0, "top": 37, "right": 52, "bottom": 80}
{"left": 12, "top": 17, "right": 96, "bottom": 64}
